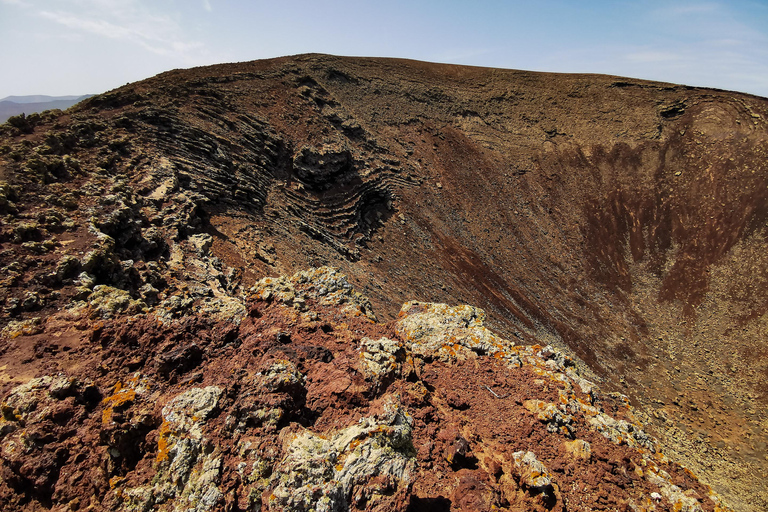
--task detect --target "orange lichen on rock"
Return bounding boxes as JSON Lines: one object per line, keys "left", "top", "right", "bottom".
{"left": 101, "top": 383, "right": 136, "bottom": 425}
{"left": 155, "top": 420, "right": 174, "bottom": 463}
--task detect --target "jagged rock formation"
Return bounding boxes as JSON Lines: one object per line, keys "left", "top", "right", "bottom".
{"left": 0, "top": 54, "right": 767, "bottom": 510}
{"left": 0, "top": 268, "right": 731, "bottom": 511}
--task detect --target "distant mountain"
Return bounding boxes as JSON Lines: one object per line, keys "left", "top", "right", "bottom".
{"left": 0, "top": 94, "right": 94, "bottom": 123}
{"left": 0, "top": 94, "right": 87, "bottom": 104}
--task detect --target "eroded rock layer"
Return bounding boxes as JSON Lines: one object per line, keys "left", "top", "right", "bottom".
{"left": 0, "top": 54, "right": 767, "bottom": 510}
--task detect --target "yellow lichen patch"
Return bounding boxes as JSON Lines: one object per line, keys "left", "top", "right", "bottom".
{"left": 156, "top": 420, "right": 175, "bottom": 463}
{"left": 4, "top": 317, "right": 46, "bottom": 339}
{"left": 109, "top": 476, "right": 125, "bottom": 489}
{"left": 523, "top": 399, "right": 547, "bottom": 414}
{"left": 101, "top": 386, "right": 136, "bottom": 424}
{"left": 440, "top": 344, "right": 457, "bottom": 357}
{"left": 562, "top": 439, "right": 591, "bottom": 460}
{"left": 1, "top": 401, "right": 21, "bottom": 422}
{"left": 125, "top": 373, "right": 143, "bottom": 387}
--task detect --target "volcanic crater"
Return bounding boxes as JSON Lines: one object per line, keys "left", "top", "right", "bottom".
{"left": 0, "top": 54, "right": 766, "bottom": 511}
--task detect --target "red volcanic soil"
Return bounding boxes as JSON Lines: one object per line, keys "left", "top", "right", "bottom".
{"left": 0, "top": 269, "right": 727, "bottom": 511}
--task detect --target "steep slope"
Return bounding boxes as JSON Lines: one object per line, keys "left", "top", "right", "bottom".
{"left": 0, "top": 54, "right": 766, "bottom": 510}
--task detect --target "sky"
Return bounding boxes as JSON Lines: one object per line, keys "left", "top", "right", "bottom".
{"left": 1, "top": 0, "right": 767, "bottom": 99}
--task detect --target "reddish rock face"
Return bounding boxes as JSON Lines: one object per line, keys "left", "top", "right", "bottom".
{"left": 0, "top": 268, "right": 729, "bottom": 511}
{"left": 0, "top": 54, "right": 766, "bottom": 510}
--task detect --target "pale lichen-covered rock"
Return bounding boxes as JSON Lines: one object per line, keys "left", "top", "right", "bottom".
{"left": 0, "top": 180, "right": 18, "bottom": 213}
{"left": 562, "top": 439, "right": 592, "bottom": 460}
{"left": 151, "top": 237, "right": 247, "bottom": 324}
{"left": 11, "top": 221, "right": 42, "bottom": 243}
{"left": 0, "top": 372, "right": 88, "bottom": 496}
{"left": 236, "top": 438, "right": 275, "bottom": 509}
{"left": 523, "top": 399, "right": 575, "bottom": 437}
{"left": 1, "top": 374, "right": 75, "bottom": 424}
{"left": 155, "top": 288, "right": 248, "bottom": 325}
{"left": 88, "top": 285, "right": 147, "bottom": 319}
{"left": 119, "top": 386, "right": 224, "bottom": 512}
{"left": 513, "top": 347, "right": 658, "bottom": 453}
{"left": 226, "top": 361, "right": 306, "bottom": 433}
{"left": 587, "top": 412, "right": 656, "bottom": 452}
{"left": 187, "top": 233, "right": 213, "bottom": 257}
{"left": 55, "top": 254, "right": 82, "bottom": 280}
{"left": 644, "top": 459, "right": 730, "bottom": 512}
{"left": 251, "top": 266, "right": 377, "bottom": 321}
{"left": 0, "top": 316, "right": 44, "bottom": 338}
{"left": 161, "top": 386, "right": 222, "bottom": 443}
{"left": 101, "top": 373, "right": 152, "bottom": 425}
{"left": 645, "top": 464, "right": 708, "bottom": 512}
{"left": 81, "top": 230, "right": 117, "bottom": 274}
{"left": 516, "top": 351, "right": 727, "bottom": 510}
{"left": 267, "top": 398, "right": 416, "bottom": 512}
{"left": 359, "top": 336, "right": 404, "bottom": 381}
{"left": 258, "top": 360, "right": 305, "bottom": 393}
{"left": 512, "top": 450, "right": 554, "bottom": 493}
{"left": 395, "top": 301, "right": 513, "bottom": 360}
{"left": 392, "top": 298, "right": 727, "bottom": 510}
{"left": 195, "top": 294, "right": 248, "bottom": 325}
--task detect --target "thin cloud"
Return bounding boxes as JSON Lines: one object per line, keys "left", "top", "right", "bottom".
{"left": 650, "top": 1, "right": 766, "bottom": 42}
{"left": 625, "top": 51, "right": 683, "bottom": 63}
{"left": 708, "top": 38, "right": 747, "bottom": 47}
{"left": 36, "top": 1, "right": 207, "bottom": 64}
{"left": 661, "top": 2, "right": 719, "bottom": 15}
{"left": 39, "top": 11, "right": 134, "bottom": 40}
{"left": 203, "top": 0, "right": 212, "bottom": 12}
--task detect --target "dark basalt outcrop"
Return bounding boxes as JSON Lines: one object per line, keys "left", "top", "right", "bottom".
{"left": 0, "top": 54, "right": 766, "bottom": 510}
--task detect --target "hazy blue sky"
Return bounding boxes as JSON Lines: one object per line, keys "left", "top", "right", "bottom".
{"left": 1, "top": 0, "right": 767, "bottom": 99}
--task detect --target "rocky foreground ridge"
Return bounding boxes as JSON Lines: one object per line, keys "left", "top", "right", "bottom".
{"left": 0, "top": 54, "right": 767, "bottom": 510}
{"left": 0, "top": 267, "right": 729, "bottom": 511}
